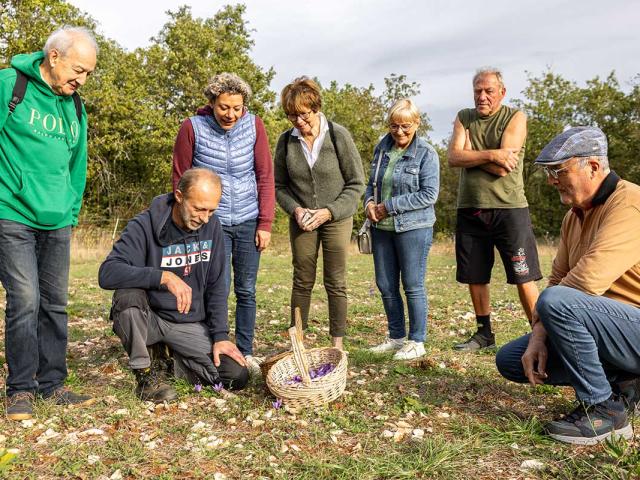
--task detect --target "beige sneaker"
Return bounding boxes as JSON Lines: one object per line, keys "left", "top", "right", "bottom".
{"left": 245, "top": 355, "right": 264, "bottom": 377}
{"left": 393, "top": 340, "right": 426, "bottom": 360}
{"left": 369, "top": 336, "right": 405, "bottom": 353}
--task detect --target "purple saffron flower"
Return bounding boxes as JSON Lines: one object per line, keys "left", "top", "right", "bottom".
{"left": 194, "top": 383, "right": 202, "bottom": 393}
{"left": 213, "top": 382, "right": 224, "bottom": 393}
{"left": 272, "top": 398, "right": 283, "bottom": 409}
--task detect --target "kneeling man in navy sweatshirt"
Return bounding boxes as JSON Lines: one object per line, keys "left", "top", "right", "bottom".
{"left": 99, "top": 168, "right": 248, "bottom": 403}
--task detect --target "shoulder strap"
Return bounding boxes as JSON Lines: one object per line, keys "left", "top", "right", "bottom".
{"left": 283, "top": 128, "right": 292, "bottom": 158}
{"left": 8, "top": 70, "right": 28, "bottom": 114}
{"left": 72, "top": 93, "right": 82, "bottom": 122}
{"left": 328, "top": 121, "right": 340, "bottom": 160}
{"left": 8, "top": 70, "right": 83, "bottom": 121}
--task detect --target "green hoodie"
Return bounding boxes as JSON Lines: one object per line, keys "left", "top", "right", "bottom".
{"left": 0, "top": 51, "right": 87, "bottom": 229}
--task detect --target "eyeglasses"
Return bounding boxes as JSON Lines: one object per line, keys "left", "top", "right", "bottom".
{"left": 541, "top": 158, "right": 586, "bottom": 179}
{"left": 389, "top": 123, "right": 414, "bottom": 133}
{"left": 287, "top": 111, "right": 314, "bottom": 122}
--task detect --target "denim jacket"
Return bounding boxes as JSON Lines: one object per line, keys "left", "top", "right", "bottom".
{"left": 364, "top": 134, "right": 440, "bottom": 232}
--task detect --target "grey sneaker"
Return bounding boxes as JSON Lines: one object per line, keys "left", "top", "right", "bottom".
{"left": 545, "top": 397, "right": 633, "bottom": 445}
{"left": 43, "top": 387, "right": 96, "bottom": 406}
{"left": 369, "top": 336, "right": 405, "bottom": 354}
{"left": 613, "top": 377, "right": 640, "bottom": 417}
{"left": 134, "top": 368, "right": 178, "bottom": 404}
{"left": 453, "top": 331, "right": 496, "bottom": 351}
{"left": 6, "top": 392, "right": 35, "bottom": 421}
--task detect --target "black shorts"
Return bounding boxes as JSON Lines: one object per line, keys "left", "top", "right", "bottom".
{"left": 455, "top": 208, "right": 542, "bottom": 285}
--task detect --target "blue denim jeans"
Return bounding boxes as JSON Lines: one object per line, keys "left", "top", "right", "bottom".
{"left": 496, "top": 285, "right": 640, "bottom": 404}
{"left": 0, "top": 220, "right": 71, "bottom": 396}
{"left": 221, "top": 219, "right": 261, "bottom": 356}
{"left": 371, "top": 226, "right": 433, "bottom": 342}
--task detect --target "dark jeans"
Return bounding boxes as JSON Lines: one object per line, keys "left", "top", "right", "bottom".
{"left": 289, "top": 216, "right": 352, "bottom": 337}
{"left": 111, "top": 289, "right": 248, "bottom": 390}
{"left": 221, "top": 219, "right": 261, "bottom": 356}
{"left": 496, "top": 286, "right": 640, "bottom": 404}
{"left": 372, "top": 226, "right": 433, "bottom": 342}
{"left": 0, "top": 220, "right": 71, "bottom": 396}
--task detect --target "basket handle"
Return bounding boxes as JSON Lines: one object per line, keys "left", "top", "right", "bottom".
{"left": 294, "top": 307, "right": 303, "bottom": 343}
{"left": 288, "top": 326, "right": 311, "bottom": 386}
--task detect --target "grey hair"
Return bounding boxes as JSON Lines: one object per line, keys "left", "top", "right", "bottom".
{"left": 473, "top": 67, "right": 504, "bottom": 88}
{"left": 204, "top": 72, "right": 252, "bottom": 104}
{"left": 43, "top": 26, "right": 98, "bottom": 56}
{"left": 177, "top": 168, "right": 222, "bottom": 197}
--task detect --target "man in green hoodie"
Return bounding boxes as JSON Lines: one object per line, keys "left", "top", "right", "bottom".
{"left": 0, "top": 26, "right": 97, "bottom": 420}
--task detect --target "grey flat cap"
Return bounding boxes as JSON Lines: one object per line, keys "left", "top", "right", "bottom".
{"left": 535, "top": 126, "right": 608, "bottom": 165}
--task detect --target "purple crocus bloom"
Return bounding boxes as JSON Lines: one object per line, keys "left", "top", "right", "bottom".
{"left": 194, "top": 383, "right": 202, "bottom": 393}
{"left": 213, "top": 382, "right": 224, "bottom": 393}
{"left": 272, "top": 398, "right": 283, "bottom": 409}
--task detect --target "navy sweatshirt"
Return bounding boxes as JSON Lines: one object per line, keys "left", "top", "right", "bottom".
{"left": 98, "top": 193, "right": 229, "bottom": 342}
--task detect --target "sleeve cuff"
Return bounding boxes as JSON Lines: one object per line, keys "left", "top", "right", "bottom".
{"left": 211, "top": 332, "right": 230, "bottom": 342}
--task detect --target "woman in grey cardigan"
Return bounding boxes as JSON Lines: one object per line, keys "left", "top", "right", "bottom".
{"left": 274, "top": 77, "right": 365, "bottom": 350}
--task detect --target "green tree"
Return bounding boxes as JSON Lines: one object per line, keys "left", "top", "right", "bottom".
{"left": 0, "top": 0, "right": 96, "bottom": 67}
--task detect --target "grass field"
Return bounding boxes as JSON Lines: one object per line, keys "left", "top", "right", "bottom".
{"left": 0, "top": 232, "right": 638, "bottom": 479}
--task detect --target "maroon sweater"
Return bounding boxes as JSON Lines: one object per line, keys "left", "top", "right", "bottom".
{"left": 172, "top": 106, "right": 275, "bottom": 232}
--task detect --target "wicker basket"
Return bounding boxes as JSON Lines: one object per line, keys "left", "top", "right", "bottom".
{"left": 266, "top": 325, "right": 348, "bottom": 408}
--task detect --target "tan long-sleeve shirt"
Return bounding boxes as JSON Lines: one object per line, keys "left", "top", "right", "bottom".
{"left": 549, "top": 175, "right": 640, "bottom": 307}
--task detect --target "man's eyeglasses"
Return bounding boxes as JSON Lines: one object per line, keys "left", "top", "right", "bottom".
{"left": 541, "top": 158, "right": 586, "bottom": 179}
{"left": 287, "top": 111, "right": 313, "bottom": 122}
{"left": 389, "top": 123, "right": 414, "bottom": 133}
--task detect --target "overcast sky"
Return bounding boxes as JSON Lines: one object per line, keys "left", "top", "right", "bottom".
{"left": 69, "top": 0, "right": 640, "bottom": 143}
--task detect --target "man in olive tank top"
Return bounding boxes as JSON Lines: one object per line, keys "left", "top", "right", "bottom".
{"left": 447, "top": 68, "right": 541, "bottom": 351}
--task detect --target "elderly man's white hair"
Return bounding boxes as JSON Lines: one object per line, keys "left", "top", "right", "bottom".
{"left": 43, "top": 26, "right": 98, "bottom": 57}
{"left": 473, "top": 67, "right": 504, "bottom": 88}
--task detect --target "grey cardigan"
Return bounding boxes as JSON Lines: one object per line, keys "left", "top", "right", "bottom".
{"left": 274, "top": 122, "right": 365, "bottom": 221}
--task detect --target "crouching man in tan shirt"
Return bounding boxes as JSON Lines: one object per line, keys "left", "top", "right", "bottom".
{"left": 496, "top": 126, "right": 640, "bottom": 446}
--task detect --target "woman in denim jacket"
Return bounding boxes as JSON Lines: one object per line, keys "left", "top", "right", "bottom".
{"left": 365, "top": 99, "right": 440, "bottom": 360}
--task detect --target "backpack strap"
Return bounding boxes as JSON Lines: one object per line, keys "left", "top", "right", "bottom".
{"left": 328, "top": 121, "right": 340, "bottom": 160}
{"left": 283, "top": 128, "right": 292, "bottom": 159}
{"left": 72, "top": 92, "right": 82, "bottom": 122}
{"left": 8, "top": 70, "right": 83, "bottom": 121}
{"left": 8, "top": 70, "right": 28, "bottom": 114}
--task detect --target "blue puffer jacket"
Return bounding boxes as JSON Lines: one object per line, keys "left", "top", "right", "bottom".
{"left": 364, "top": 133, "right": 440, "bottom": 232}
{"left": 191, "top": 112, "right": 258, "bottom": 226}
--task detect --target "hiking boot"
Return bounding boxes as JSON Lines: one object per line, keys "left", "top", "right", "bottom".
{"left": 148, "top": 343, "right": 174, "bottom": 380}
{"left": 43, "top": 387, "right": 96, "bottom": 406}
{"left": 393, "top": 340, "right": 426, "bottom": 361}
{"left": 454, "top": 331, "right": 496, "bottom": 351}
{"left": 613, "top": 377, "right": 640, "bottom": 417}
{"left": 369, "top": 336, "right": 405, "bottom": 354}
{"left": 6, "top": 392, "right": 35, "bottom": 421}
{"left": 244, "top": 355, "right": 264, "bottom": 377}
{"left": 134, "top": 367, "right": 178, "bottom": 404}
{"left": 545, "top": 397, "right": 633, "bottom": 445}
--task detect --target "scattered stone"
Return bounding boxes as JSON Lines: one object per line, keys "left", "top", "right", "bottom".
{"left": 110, "top": 470, "right": 123, "bottom": 480}
{"left": 520, "top": 459, "right": 545, "bottom": 471}
{"left": 79, "top": 428, "right": 106, "bottom": 437}
{"left": 382, "top": 430, "right": 394, "bottom": 438}
{"left": 87, "top": 455, "right": 100, "bottom": 465}
{"left": 436, "top": 412, "right": 450, "bottom": 418}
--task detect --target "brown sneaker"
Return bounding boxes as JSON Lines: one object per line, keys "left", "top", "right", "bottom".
{"left": 43, "top": 387, "right": 96, "bottom": 407}
{"left": 6, "top": 392, "right": 35, "bottom": 420}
